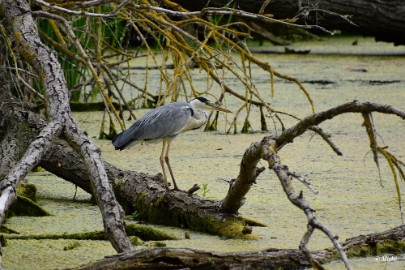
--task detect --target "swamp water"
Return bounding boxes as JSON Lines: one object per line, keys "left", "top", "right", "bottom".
{"left": 2, "top": 36, "right": 405, "bottom": 269}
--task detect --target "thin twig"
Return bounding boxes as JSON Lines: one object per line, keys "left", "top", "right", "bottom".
{"left": 288, "top": 171, "right": 318, "bottom": 195}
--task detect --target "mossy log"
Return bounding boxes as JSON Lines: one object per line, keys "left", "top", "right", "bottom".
{"left": 4, "top": 223, "right": 177, "bottom": 242}
{"left": 39, "top": 138, "right": 261, "bottom": 238}
{"left": 67, "top": 225, "right": 405, "bottom": 270}
{"left": 8, "top": 182, "right": 50, "bottom": 217}
{"left": 113, "top": 170, "right": 260, "bottom": 239}
{"left": 8, "top": 196, "right": 51, "bottom": 217}
{"left": 0, "top": 98, "right": 259, "bottom": 238}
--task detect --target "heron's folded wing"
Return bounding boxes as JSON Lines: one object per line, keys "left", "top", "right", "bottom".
{"left": 112, "top": 102, "right": 192, "bottom": 149}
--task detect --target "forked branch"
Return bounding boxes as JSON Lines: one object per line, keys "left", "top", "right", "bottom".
{"left": 263, "top": 144, "right": 352, "bottom": 270}
{"left": 221, "top": 101, "right": 404, "bottom": 269}
{"left": 1, "top": 0, "right": 134, "bottom": 254}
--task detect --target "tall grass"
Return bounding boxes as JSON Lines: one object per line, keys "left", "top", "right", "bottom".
{"left": 37, "top": 12, "right": 128, "bottom": 102}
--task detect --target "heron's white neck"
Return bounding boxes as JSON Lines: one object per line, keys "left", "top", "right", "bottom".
{"left": 183, "top": 99, "right": 209, "bottom": 131}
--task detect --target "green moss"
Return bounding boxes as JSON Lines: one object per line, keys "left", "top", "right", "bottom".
{"left": 5, "top": 231, "right": 106, "bottom": 241}
{"left": 154, "top": 241, "right": 166, "bottom": 247}
{"left": 242, "top": 217, "right": 267, "bottom": 227}
{"left": 131, "top": 193, "right": 256, "bottom": 239}
{"left": 0, "top": 226, "right": 19, "bottom": 234}
{"left": 146, "top": 241, "right": 166, "bottom": 247}
{"left": 376, "top": 240, "right": 405, "bottom": 255}
{"left": 345, "top": 245, "right": 374, "bottom": 258}
{"left": 129, "top": 235, "right": 143, "bottom": 246}
{"left": 16, "top": 183, "right": 37, "bottom": 202}
{"left": 320, "top": 239, "right": 405, "bottom": 264}
{"left": 210, "top": 218, "right": 256, "bottom": 239}
{"left": 345, "top": 239, "right": 405, "bottom": 259}
{"left": 4, "top": 224, "right": 176, "bottom": 242}
{"left": 32, "top": 166, "right": 44, "bottom": 173}
{"left": 8, "top": 196, "right": 51, "bottom": 217}
{"left": 125, "top": 223, "right": 178, "bottom": 241}
{"left": 63, "top": 241, "right": 81, "bottom": 251}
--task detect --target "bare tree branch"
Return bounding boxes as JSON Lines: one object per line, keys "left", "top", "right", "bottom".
{"left": 265, "top": 147, "right": 352, "bottom": 269}
{"left": 0, "top": 0, "right": 134, "bottom": 254}
{"left": 276, "top": 101, "right": 405, "bottom": 150}
{"left": 0, "top": 121, "right": 62, "bottom": 225}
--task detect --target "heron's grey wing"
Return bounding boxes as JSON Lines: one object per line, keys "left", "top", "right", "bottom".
{"left": 112, "top": 102, "right": 192, "bottom": 150}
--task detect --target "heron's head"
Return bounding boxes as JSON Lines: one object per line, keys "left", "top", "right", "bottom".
{"left": 191, "top": 97, "right": 232, "bottom": 113}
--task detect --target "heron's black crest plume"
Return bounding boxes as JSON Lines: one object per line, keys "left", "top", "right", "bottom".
{"left": 195, "top": 96, "right": 209, "bottom": 103}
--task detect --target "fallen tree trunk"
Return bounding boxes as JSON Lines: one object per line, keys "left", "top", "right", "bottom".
{"left": 3, "top": 99, "right": 404, "bottom": 240}
{"left": 68, "top": 225, "right": 405, "bottom": 270}
{"left": 2, "top": 95, "right": 405, "bottom": 268}
{"left": 1, "top": 99, "right": 260, "bottom": 239}
{"left": 171, "top": 0, "right": 405, "bottom": 45}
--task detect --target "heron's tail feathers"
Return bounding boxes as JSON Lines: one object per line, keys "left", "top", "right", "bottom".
{"left": 112, "top": 135, "right": 129, "bottom": 150}
{"left": 112, "top": 126, "right": 139, "bottom": 150}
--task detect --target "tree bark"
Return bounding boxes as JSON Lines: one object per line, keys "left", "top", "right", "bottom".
{"left": 0, "top": 0, "right": 133, "bottom": 254}
{"left": 0, "top": 98, "right": 255, "bottom": 238}
{"left": 2, "top": 91, "right": 405, "bottom": 268}
{"left": 171, "top": 0, "right": 405, "bottom": 45}
{"left": 68, "top": 225, "right": 405, "bottom": 270}
{"left": 3, "top": 98, "right": 404, "bottom": 238}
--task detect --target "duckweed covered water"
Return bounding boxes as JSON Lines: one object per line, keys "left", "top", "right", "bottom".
{"left": 2, "top": 36, "right": 405, "bottom": 269}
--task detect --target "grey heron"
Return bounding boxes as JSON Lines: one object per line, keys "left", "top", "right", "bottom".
{"left": 112, "top": 97, "right": 231, "bottom": 190}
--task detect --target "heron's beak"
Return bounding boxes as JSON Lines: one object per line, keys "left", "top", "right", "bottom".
{"left": 206, "top": 101, "right": 232, "bottom": 113}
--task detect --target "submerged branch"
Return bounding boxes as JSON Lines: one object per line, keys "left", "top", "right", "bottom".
{"left": 0, "top": 121, "right": 62, "bottom": 225}
{"left": 68, "top": 225, "right": 405, "bottom": 270}
{"left": 5, "top": 223, "right": 178, "bottom": 242}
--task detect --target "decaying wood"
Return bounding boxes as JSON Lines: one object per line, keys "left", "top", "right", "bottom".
{"left": 0, "top": 0, "right": 133, "bottom": 254}
{"left": 171, "top": 0, "right": 405, "bottom": 45}
{"left": 221, "top": 141, "right": 264, "bottom": 213}
{"left": 1, "top": 1, "right": 404, "bottom": 269}
{"left": 0, "top": 99, "right": 256, "bottom": 238}
{"left": 68, "top": 225, "right": 405, "bottom": 270}
{"left": 2, "top": 96, "right": 404, "bottom": 270}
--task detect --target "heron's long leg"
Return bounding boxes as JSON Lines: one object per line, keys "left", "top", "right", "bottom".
{"left": 164, "top": 139, "right": 179, "bottom": 190}
{"left": 159, "top": 140, "right": 169, "bottom": 189}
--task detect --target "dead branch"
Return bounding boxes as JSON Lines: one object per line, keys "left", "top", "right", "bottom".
{"left": 263, "top": 142, "right": 352, "bottom": 269}
{"left": 221, "top": 141, "right": 265, "bottom": 213}
{"left": 218, "top": 101, "right": 404, "bottom": 269}
{"left": 0, "top": 0, "right": 133, "bottom": 254}
{"left": 67, "top": 225, "right": 405, "bottom": 270}
{"left": 276, "top": 100, "right": 405, "bottom": 150}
